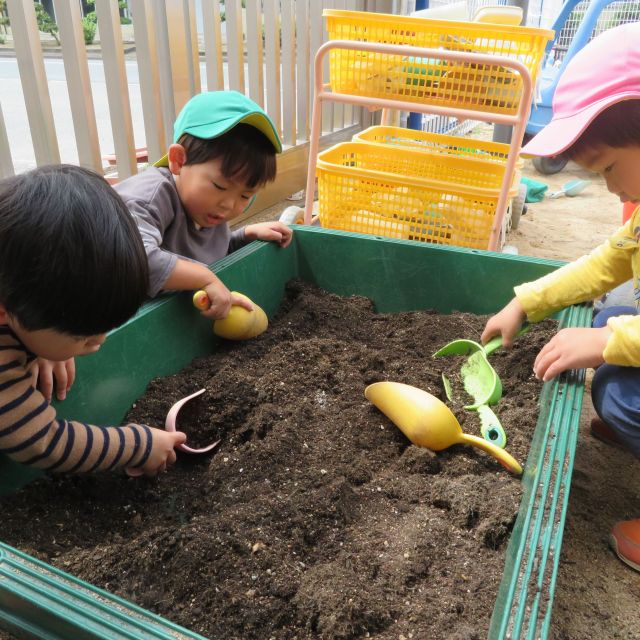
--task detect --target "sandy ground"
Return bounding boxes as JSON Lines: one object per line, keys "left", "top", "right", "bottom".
{"left": 508, "top": 159, "right": 622, "bottom": 261}
{"left": 240, "top": 146, "right": 640, "bottom": 637}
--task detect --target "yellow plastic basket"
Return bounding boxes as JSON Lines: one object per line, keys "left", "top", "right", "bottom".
{"left": 324, "top": 10, "right": 554, "bottom": 115}
{"left": 353, "top": 125, "right": 522, "bottom": 193}
{"left": 354, "top": 125, "right": 523, "bottom": 171}
{"left": 317, "top": 141, "right": 514, "bottom": 249}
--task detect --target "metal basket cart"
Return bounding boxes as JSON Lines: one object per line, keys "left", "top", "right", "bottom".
{"left": 284, "top": 10, "right": 553, "bottom": 251}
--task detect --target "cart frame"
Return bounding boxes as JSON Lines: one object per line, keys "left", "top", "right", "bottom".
{"left": 303, "top": 40, "right": 533, "bottom": 251}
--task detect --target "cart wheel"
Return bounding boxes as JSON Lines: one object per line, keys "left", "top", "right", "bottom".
{"left": 510, "top": 183, "right": 527, "bottom": 231}
{"left": 532, "top": 155, "right": 568, "bottom": 175}
{"left": 279, "top": 206, "right": 305, "bottom": 225}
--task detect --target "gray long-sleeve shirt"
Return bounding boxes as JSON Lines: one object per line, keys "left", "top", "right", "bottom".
{"left": 114, "top": 167, "right": 247, "bottom": 296}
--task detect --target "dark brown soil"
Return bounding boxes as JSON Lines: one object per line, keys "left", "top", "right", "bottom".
{"left": 0, "top": 281, "right": 556, "bottom": 640}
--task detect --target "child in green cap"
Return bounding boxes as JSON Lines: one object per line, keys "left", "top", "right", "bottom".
{"left": 115, "top": 91, "right": 292, "bottom": 319}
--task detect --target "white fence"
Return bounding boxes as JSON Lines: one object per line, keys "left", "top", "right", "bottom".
{"left": 0, "top": 0, "right": 560, "bottom": 209}
{"left": 0, "top": 0, "right": 398, "bottom": 209}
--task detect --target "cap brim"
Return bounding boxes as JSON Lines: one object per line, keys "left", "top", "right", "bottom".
{"left": 185, "top": 112, "right": 282, "bottom": 153}
{"left": 521, "top": 93, "right": 640, "bottom": 158}
{"left": 154, "top": 153, "right": 169, "bottom": 168}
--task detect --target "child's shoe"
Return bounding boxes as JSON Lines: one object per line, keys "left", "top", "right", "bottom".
{"left": 590, "top": 417, "right": 624, "bottom": 449}
{"left": 610, "top": 519, "right": 640, "bottom": 572}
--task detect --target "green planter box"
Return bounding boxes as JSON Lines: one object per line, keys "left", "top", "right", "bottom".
{"left": 0, "top": 227, "right": 590, "bottom": 639}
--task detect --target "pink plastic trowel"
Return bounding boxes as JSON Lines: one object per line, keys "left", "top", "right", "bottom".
{"left": 126, "top": 389, "right": 220, "bottom": 476}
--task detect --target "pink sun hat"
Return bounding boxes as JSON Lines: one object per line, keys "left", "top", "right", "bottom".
{"left": 521, "top": 22, "right": 640, "bottom": 158}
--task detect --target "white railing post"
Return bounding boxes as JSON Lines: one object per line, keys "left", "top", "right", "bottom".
{"left": 5, "top": 0, "right": 60, "bottom": 166}
{"left": 153, "top": 7, "right": 177, "bottom": 145}
{"left": 95, "top": 0, "right": 137, "bottom": 179}
{"left": 163, "top": 0, "right": 199, "bottom": 115}
{"left": 186, "top": 0, "right": 201, "bottom": 96}
{"left": 0, "top": 103, "right": 14, "bottom": 178}
{"left": 52, "top": 0, "right": 102, "bottom": 173}
{"left": 263, "top": 0, "right": 282, "bottom": 136}
{"left": 201, "top": 0, "right": 224, "bottom": 92}
{"left": 295, "top": 0, "right": 310, "bottom": 142}
{"left": 225, "top": 0, "right": 245, "bottom": 93}
{"left": 245, "top": 0, "right": 264, "bottom": 106}
{"left": 281, "top": 0, "right": 296, "bottom": 146}
{"left": 130, "top": 0, "right": 166, "bottom": 162}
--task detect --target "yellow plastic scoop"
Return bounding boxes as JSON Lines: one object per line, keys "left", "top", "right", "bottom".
{"left": 364, "top": 381, "right": 522, "bottom": 474}
{"left": 193, "top": 290, "right": 268, "bottom": 340}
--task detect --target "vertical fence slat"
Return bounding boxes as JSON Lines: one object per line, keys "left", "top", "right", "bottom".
{"left": 263, "top": 0, "right": 282, "bottom": 136}
{"left": 201, "top": 0, "right": 224, "bottom": 91}
{"left": 153, "top": 8, "right": 177, "bottom": 145}
{"left": 245, "top": 0, "right": 264, "bottom": 106}
{"left": 95, "top": 0, "right": 137, "bottom": 178}
{"left": 281, "top": 0, "right": 296, "bottom": 146}
{"left": 5, "top": 0, "right": 60, "bottom": 165}
{"left": 225, "top": 0, "right": 245, "bottom": 92}
{"left": 53, "top": 0, "right": 102, "bottom": 172}
{"left": 0, "top": 103, "right": 14, "bottom": 178}
{"left": 130, "top": 0, "right": 166, "bottom": 162}
{"left": 308, "top": 1, "right": 332, "bottom": 134}
{"left": 186, "top": 0, "right": 201, "bottom": 94}
{"left": 164, "top": 0, "right": 197, "bottom": 113}
{"left": 295, "top": 0, "right": 310, "bottom": 141}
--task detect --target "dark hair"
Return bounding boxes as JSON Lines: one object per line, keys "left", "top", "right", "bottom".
{"left": 178, "top": 123, "right": 277, "bottom": 188}
{"left": 0, "top": 164, "right": 149, "bottom": 335}
{"left": 561, "top": 99, "right": 640, "bottom": 161}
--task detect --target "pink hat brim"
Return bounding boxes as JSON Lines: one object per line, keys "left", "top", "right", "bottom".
{"left": 521, "top": 92, "right": 640, "bottom": 158}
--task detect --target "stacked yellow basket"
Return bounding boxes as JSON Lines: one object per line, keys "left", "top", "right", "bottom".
{"left": 316, "top": 10, "right": 554, "bottom": 249}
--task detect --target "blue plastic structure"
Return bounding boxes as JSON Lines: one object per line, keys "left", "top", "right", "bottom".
{"left": 527, "top": 0, "right": 640, "bottom": 173}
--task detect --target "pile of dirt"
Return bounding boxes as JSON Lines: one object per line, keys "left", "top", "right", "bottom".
{"left": 1, "top": 281, "right": 556, "bottom": 639}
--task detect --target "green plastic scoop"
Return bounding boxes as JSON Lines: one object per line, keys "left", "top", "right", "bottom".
{"left": 433, "top": 326, "right": 530, "bottom": 448}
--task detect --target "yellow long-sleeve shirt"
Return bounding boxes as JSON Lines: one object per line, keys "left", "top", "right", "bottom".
{"left": 514, "top": 211, "right": 640, "bottom": 366}
{"left": 0, "top": 327, "right": 153, "bottom": 472}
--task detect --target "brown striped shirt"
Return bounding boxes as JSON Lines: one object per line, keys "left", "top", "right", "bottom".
{"left": 0, "top": 327, "right": 152, "bottom": 473}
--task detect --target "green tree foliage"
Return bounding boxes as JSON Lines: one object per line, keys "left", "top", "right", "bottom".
{"left": 86, "top": 0, "right": 129, "bottom": 24}
{"left": 82, "top": 14, "right": 96, "bottom": 45}
{"left": 34, "top": 2, "right": 60, "bottom": 44}
{"left": 0, "top": 0, "right": 8, "bottom": 44}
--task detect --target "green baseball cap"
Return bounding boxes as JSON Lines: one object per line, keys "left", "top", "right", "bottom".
{"left": 155, "top": 90, "right": 282, "bottom": 167}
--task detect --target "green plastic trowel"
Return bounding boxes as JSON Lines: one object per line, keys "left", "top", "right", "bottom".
{"left": 433, "top": 326, "right": 530, "bottom": 448}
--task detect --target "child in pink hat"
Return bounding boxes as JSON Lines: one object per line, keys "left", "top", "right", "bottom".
{"left": 481, "top": 22, "right": 640, "bottom": 572}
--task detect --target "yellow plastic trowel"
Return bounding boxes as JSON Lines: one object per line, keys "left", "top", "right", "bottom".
{"left": 365, "top": 381, "right": 522, "bottom": 475}
{"left": 193, "top": 290, "right": 268, "bottom": 340}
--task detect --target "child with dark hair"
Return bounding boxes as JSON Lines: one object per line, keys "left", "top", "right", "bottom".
{"left": 0, "top": 165, "right": 185, "bottom": 475}
{"left": 115, "top": 91, "right": 293, "bottom": 319}
{"left": 481, "top": 23, "right": 640, "bottom": 571}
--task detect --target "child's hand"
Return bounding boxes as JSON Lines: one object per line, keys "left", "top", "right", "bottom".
{"left": 244, "top": 221, "right": 293, "bottom": 248}
{"left": 481, "top": 298, "right": 527, "bottom": 348}
{"left": 33, "top": 357, "right": 76, "bottom": 402}
{"left": 533, "top": 327, "right": 611, "bottom": 381}
{"left": 126, "top": 428, "right": 187, "bottom": 476}
{"left": 200, "top": 281, "right": 253, "bottom": 319}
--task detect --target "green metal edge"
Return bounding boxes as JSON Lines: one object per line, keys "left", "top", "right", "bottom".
{"left": 0, "top": 543, "right": 208, "bottom": 640}
{"left": 488, "top": 302, "right": 591, "bottom": 639}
